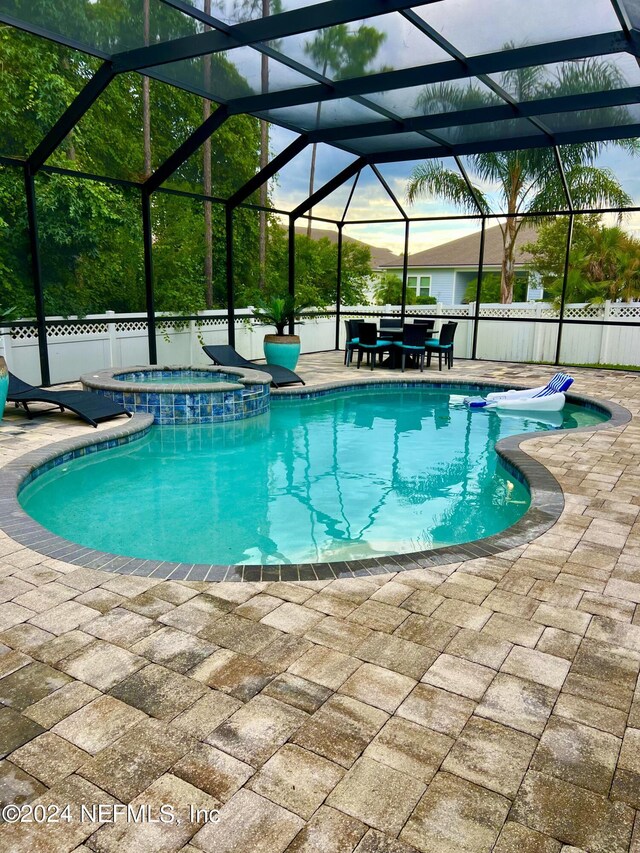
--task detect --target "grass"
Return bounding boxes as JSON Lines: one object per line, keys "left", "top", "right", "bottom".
{"left": 532, "top": 360, "right": 640, "bottom": 372}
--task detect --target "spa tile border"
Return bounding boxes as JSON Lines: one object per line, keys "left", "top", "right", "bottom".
{"left": 0, "top": 378, "right": 630, "bottom": 583}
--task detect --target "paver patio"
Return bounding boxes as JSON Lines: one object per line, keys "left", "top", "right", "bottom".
{"left": 0, "top": 353, "right": 640, "bottom": 852}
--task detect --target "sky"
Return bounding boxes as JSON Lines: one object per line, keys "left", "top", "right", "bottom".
{"left": 267, "top": 123, "right": 640, "bottom": 255}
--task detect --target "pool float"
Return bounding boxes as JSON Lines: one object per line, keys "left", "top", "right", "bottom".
{"left": 464, "top": 372, "right": 573, "bottom": 412}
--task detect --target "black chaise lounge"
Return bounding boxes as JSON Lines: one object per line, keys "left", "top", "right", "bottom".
{"left": 7, "top": 372, "right": 132, "bottom": 428}
{"left": 202, "top": 345, "right": 305, "bottom": 388}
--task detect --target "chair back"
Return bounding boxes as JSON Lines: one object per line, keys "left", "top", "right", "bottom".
{"left": 438, "top": 322, "right": 458, "bottom": 347}
{"left": 380, "top": 316, "right": 402, "bottom": 328}
{"left": 346, "top": 319, "right": 361, "bottom": 341}
{"left": 413, "top": 319, "right": 435, "bottom": 331}
{"left": 533, "top": 372, "right": 574, "bottom": 398}
{"left": 203, "top": 345, "right": 247, "bottom": 367}
{"left": 8, "top": 372, "right": 35, "bottom": 394}
{"left": 402, "top": 324, "right": 428, "bottom": 347}
{"left": 358, "top": 323, "right": 379, "bottom": 345}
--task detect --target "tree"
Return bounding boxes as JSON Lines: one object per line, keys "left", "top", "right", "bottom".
{"left": 0, "top": 20, "right": 264, "bottom": 318}
{"left": 374, "top": 272, "right": 437, "bottom": 306}
{"left": 462, "top": 272, "right": 528, "bottom": 304}
{"left": 524, "top": 217, "right": 640, "bottom": 304}
{"left": 304, "top": 24, "right": 388, "bottom": 233}
{"left": 261, "top": 226, "right": 372, "bottom": 306}
{"left": 406, "top": 59, "right": 639, "bottom": 303}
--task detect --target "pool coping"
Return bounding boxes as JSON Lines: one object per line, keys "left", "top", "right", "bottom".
{"left": 0, "top": 376, "right": 631, "bottom": 583}
{"left": 81, "top": 364, "right": 273, "bottom": 394}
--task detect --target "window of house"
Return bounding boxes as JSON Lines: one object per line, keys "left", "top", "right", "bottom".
{"left": 417, "top": 276, "right": 431, "bottom": 296}
{"left": 407, "top": 276, "right": 418, "bottom": 291}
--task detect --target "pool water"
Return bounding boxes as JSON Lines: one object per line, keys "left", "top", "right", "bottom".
{"left": 19, "top": 387, "right": 608, "bottom": 566}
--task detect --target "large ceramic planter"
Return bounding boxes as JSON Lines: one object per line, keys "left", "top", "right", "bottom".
{"left": 263, "top": 334, "right": 301, "bottom": 370}
{"left": 0, "top": 356, "right": 8, "bottom": 423}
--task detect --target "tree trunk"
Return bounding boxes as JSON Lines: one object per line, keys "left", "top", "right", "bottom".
{"left": 143, "top": 0, "right": 151, "bottom": 177}
{"left": 258, "top": 0, "right": 269, "bottom": 291}
{"left": 500, "top": 217, "right": 518, "bottom": 304}
{"left": 306, "top": 59, "right": 328, "bottom": 238}
{"left": 203, "top": 0, "right": 213, "bottom": 309}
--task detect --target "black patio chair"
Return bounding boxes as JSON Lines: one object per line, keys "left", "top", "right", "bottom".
{"left": 7, "top": 372, "right": 131, "bottom": 428}
{"left": 394, "top": 324, "right": 429, "bottom": 372}
{"left": 202, "top": 344, "right": 305, "bottom": 388}
{"left": 379, "top": 317, "right": 402, "bottom": 330}
{"left": 344, "top": 319, "right": 362, "bottom": 366}
{"left": 425, "top": 322, "right": 458, "bottom": 370}
{"left": 413, "top": 319, "right": 435, "bottom": 331}
{"left": 356, "top": 323, "right": 392, "bottom": 371}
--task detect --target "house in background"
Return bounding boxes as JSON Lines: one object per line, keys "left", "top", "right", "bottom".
{"left": 295, "top": 226, "right": 401, "bottom": 271}
{"left": 380, "top": 224, "right": 543, "bottom": 304}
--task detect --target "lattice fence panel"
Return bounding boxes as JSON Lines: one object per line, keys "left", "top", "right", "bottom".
{"left": 47, "top": 323, "right": 109, "bottom": 337}
{"left": 610, "top": 304, "right": 640, "bottom": 318}
{"left": 10, "top": 326, "right": 38, "bottom": 340}
{"left": 115, "top": 321, "right": 147, "bottom": 333}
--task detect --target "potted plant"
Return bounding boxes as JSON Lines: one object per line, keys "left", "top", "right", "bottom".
{"left": 252, "top": 295, "right": 314, "bottom": 370}
{"left": 0, "top": 307, "right": 15, "bottom": 422}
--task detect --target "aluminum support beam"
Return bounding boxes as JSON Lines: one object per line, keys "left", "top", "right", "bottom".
{"left": 146, "top": 106, "right": 229, "bottom": 193}
{"left": 291, "top": 159, "right": 366, "bottom": 220}
{"left": 227, "top": 136, "right": 308, "bottom": 209}
{"left": 113, "top": 0, "right": 440, "bottom": 72}
{"left": 28, "top": 63, "right": 115, "bottom": 172}
{"left": 23, "top": 168, "right": 50, "bottom": 385}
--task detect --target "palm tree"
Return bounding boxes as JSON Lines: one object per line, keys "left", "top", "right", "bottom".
{"left": 547, "top": 224, "right": 640, "bottom": 304}
{"left": 406, "top": 59, "right": 640, "bottom": 303}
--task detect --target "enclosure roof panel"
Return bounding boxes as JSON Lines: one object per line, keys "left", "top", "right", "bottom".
{"left": 2, "top": 0, "right": 640, "bottom": 162}
{"left": 410, "top": 0, "right": 623, "bottom": 58}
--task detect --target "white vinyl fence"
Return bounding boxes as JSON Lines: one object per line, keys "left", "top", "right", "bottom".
{"left": 2, "top": 301, "right": 639, "bottom": 385}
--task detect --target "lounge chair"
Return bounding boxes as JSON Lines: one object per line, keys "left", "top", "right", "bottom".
{"left": 202, "top": 345, "right": 305, "bottom": 388}
{"left": 7, "top": 372, "right": 132, "bottom": 428}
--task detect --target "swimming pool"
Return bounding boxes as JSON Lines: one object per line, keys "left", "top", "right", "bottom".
{"left": 18, "top": 385, "right": 608, "bottom": 567}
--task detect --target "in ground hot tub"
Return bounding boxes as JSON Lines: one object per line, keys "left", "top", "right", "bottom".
{"left": 81, "top": 365, "right": 271, "bottom": 425}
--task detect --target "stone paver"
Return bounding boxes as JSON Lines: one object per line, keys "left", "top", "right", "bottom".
{"left": 339, "top": 663, "right": 416, "bottom": 713}
{"left": 476, "top": 673, "right": 558, "bottom": 737}
{"left": 400, "top": 771, "right": 511, "bottom": 853}
{"left": 207, "top": 694, "right": 307, "bottom": 766}
{"left": 422, "top": 653, "right": 495, "bottom": 700}
{"left": 442, "top": 716, "right": 537, "bottom": 798}
{"left": 191, "top": 788, "right": 303, "bottom": 853}
{"left": 1, "top": 357, "right": 640, "bottom": 852}
{"left": 248, "top": 743, "right": 344, "bottom": 819}
{"left": 397, "top": 683, "right": 475, "bottom": 737}
{"left": 51, "top": 695, "right": 147, "bottom": 755}
{"left": 78, "top": 718, "right": 195, "bottom": 801}
{"left": 109, "top": 662, "right": 207, "bottom": 720}
{"left": 511, "top": 770, "right": 634, "bottom": 853}
{"left": 58, "top": 638, "right": 146, "bottom": 690}
{"left": 531, "top": 716, "right": 621, "bottom": 795}
{"left": 364, "top": 716, "right": 453, "bottom": 784}
{"left": 10, "top": 731, "right": 89, "bottom": 786}
{"left": 327, "top": 756, "right": 426, "bottom": 835}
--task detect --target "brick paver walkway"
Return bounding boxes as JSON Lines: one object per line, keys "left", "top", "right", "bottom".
{"left": 1, "top": 354, "right": 640, "bottom": 852}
